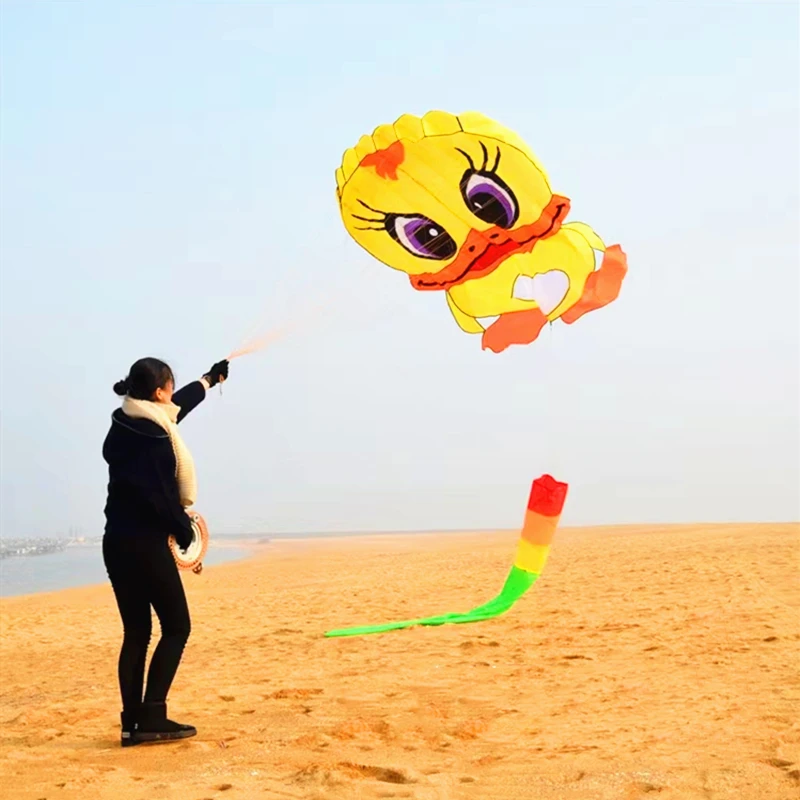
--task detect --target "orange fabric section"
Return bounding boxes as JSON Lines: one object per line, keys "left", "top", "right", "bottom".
{"left": 520, "top": 509, "right": 560, "bottom": 546}
{"left": 561, "top": 244, "right": 628, "bottom": 324}
{"left": 481, "top": 307, "right": 549, "bottom": 353}
{"left": 360, "top": 141, "right": 405, "bottom": 181}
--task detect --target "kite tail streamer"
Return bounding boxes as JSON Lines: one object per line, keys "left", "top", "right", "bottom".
{"left": 324, "top": 474, "right": 568, "bottom": 638}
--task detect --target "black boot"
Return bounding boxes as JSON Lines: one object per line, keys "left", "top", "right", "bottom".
{"left": 120, "top": 710, "right": 139, "bottom": 748}
{"left": 133, "top": 701, "right": 196, "bottom": 744}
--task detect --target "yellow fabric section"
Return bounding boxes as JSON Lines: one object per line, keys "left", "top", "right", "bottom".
{"left": 458, "top": 111, "right": 551, "bottom": 188}
{"left": 422, "top": 110, "right": 462, "bottom": 136}
{"left": 446, "top": 291, "right": 485, "bottom": 333}
{"left": 447, "top": 230, "right": 595, "bottom": 321}
{"left": 354, "top": 134, "right": 376, "bottom": 161}
{"left": 336, "top": 110, "right": 551, "bottom": 195}
{"left": 393, "top": 113, "right": 425, "bottom": 144}
{"left": 562, "top": 221, "right": 606, "bottom": 252}
{"left": 514, "top": 540, "right": 550, "bottom": 574}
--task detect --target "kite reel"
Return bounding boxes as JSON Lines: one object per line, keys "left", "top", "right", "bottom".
{"left": 169, "top": 512, "right": 209, "bottom": 574}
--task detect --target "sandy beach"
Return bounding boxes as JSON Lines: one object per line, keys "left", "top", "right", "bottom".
{"left": 1, "top": 523, "right": 798, "bottom": 800}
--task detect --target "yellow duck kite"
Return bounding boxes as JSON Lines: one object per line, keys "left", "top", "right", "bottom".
{"left": 336, "top": 110, "right": 628, "bottom": 353}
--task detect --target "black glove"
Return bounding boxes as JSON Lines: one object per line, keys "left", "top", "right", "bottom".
{"left": 204, "top": 359, "right": 229, "bottom": 388}
{"left": 175, "top": 516, "right": 194, "bottom": 551}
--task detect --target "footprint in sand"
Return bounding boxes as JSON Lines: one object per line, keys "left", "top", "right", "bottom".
{"left": 473, "top": 754, "right": 504, "bottom": 766}
{"left": 764, "top": 758, "right": 800, "bottom": 784}
{"left": 294, "top": 762, "right": 415, "bottom": 787}
{"left": 265, "top": 688, "right": 323, "bottom": 700}
{"left": 767, "top": 759, "right": 793, "bottom": 768}
{"left": 453, "top": 719, "right": 490, "bottom": 740}
{"left": 337, "top": 762, "right": 415, "bottom": 784}
{"left": 331, "top": 718, "right": 374, "bottom": 740}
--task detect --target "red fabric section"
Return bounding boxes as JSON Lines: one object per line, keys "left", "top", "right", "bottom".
{"left": 360, "top": 141, "right": 405, "bottom": 181}
{"left": 527, "top": 474, "right": 568, "bottom": 516}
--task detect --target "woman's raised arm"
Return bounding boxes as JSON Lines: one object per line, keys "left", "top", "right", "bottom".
{"left": 173, "top": 359, "right": 229, "bottom": 423}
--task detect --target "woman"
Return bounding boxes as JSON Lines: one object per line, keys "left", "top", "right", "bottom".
{"left": 102, "top": 356, "right": 229, "bottom": 747}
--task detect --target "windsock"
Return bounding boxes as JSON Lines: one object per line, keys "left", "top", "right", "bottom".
{"left": 324, "top": 475, "right": 568, "bottom": 638}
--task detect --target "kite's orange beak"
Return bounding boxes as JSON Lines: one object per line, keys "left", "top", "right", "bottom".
{"left": 409, "top": 195, "right": 571, "bottom": 291}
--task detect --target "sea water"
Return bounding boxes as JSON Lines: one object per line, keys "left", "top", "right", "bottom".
{"left": 0, "top": 544, "right": 250, "bottom": 598}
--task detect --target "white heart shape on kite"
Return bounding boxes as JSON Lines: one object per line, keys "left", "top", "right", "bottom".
{"left": 512, "top": 270, "right": 570, "bottom": 314}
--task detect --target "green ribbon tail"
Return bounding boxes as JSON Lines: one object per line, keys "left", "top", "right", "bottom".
{"left": 324, "top": 565, "right": 538, "bottom": 638}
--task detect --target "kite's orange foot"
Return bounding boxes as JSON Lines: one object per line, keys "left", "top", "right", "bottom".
{"left": 561, "top": 244, "right": 628, "bottom": 325}
{"left": 482, "top": 308, "right": 549, "bottom": 353}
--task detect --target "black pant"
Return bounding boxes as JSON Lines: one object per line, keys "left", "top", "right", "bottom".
{"left": 103, "top": 533, "right": 191, "bottom": 714}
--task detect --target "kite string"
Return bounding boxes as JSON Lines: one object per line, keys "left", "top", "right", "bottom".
{"left": 224, "top": 230, "right": 406, "bottom": 361}
{"left": 222, "top": 232, "right": 334, "bottom": 359}
{"left": 224, "top": 232, "right": 361, "bottom": 360}
{"left": 544, "top": 321, "right": 564, "bottom": 481}
{"left": 227, "top": 298, "right": 329, "bottom": 359}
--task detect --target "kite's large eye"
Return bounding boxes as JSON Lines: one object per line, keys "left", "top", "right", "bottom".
{"left": 388, "top": 214, "right": 457, "bottom": 260}
{"left": 461, "top": 172, "right": 519, "bottom": 229}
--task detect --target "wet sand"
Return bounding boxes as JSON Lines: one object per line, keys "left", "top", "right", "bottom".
{"left": 1, "top": 523, "right": 798, "bottom": 799}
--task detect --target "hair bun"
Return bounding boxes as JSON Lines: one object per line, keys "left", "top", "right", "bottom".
{"left": 113, "top": 378, "right": 129, "bottom": 396}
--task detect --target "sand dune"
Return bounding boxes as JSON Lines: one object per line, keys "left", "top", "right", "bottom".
{"left": 1, "top": 523, "right": 798, "bottom": 799}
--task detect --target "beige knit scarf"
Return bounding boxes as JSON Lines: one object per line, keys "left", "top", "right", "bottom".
{"left": 122, "top": 397, "right": 197, "bottom": 508}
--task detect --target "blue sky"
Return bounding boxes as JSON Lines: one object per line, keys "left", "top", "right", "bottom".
{"left": 1, "top": 1, "right": 798, "bottom": 538}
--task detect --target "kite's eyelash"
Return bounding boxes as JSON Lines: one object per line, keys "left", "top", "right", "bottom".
{"left": 356, "top": 199, "right": 390, "bottom": 218}
{"left": 352, "top": 199, "right": 392, "bottom": 231}
{"left": 455, "top": 141, "right": 501, "bottom": 174}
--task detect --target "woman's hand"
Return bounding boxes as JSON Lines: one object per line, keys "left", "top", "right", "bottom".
{"left": 175, "top": 512, "right": 195, "bottom": 551}
{"left": 202, "top": 359, "right": 229, "bottom": 389}
{"left": 175, "top": 528, "right": 193, "bottom": 552}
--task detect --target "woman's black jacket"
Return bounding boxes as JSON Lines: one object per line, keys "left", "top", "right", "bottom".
{"left": 102, "top": 382, "right": 205, "bottom": 548}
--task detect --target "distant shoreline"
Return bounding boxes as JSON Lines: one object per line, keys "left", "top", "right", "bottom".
{"left": 1, "top": 520, "right": 797, "bottom": 599}
{"left": 3, "top": 520, "right": 797, "bottom": 555}
{"left": 0, "top": 542, "right": 254, "bottom": 599}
